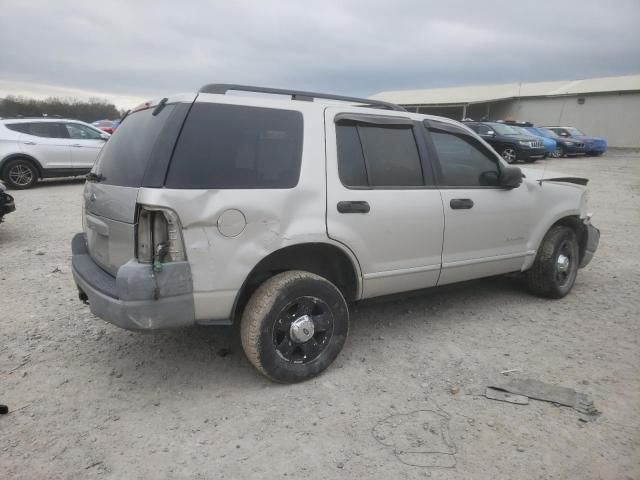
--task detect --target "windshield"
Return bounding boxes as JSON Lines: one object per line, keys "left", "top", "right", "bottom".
{"left": 490, "top": 124, "right": 520, "bottom": 135}
{"left": 537, "top": 128, "right": 558, "bottom": 138}
{"left": 514, "top": 127, "right": 533, "bottom": 136}
{"left": 564, "top": 127, "right": 586, "bottom": 136}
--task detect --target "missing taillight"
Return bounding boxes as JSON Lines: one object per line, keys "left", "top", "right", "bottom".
{"left": 135, "top": 205, "right": 185, "bottom": 268}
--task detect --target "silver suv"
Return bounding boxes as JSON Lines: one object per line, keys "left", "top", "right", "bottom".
{"left": 0, "top": 117, "right": 109, "bottom": 189}
{"left": 71, "top": 84, "right": 600, "bottom": 383}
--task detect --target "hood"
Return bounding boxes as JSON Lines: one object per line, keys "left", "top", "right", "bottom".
{"left": 572, "top": 135, "right": 607, "bottom": 145}
{"left": 520, "top": 167, "right": 589, "bottom": 186}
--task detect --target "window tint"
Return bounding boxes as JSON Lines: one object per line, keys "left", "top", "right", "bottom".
{"left": 4, "top": 123, "right": 30, "bottom": 134}
{"left": 166, "top": 103, "right": 303, "bottom": 189}
{"left": 27, "top": 122, "right": 69, "bottom": 138}
{"left": 96, "top": 104, "right": 177, "bottom": 187}
{"left": 336, "top": 124, "right": 367, "bottom": 187}
{"left": 430, "top": 131, "right": 500, "bottom": 187}
{"left": 336, "top": 123, "right": 425, "bottom": 188}
{"left": 66, "top": 123, "right": 103, "bottom": 140}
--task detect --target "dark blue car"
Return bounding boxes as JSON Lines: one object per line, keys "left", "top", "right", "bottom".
{"left": 542, "top": 126, "right": 607, "bottom": 156}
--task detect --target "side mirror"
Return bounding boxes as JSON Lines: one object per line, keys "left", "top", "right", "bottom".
{"left": 487, "top": 130, "right": 496, "bottom": 137}
{"left": 559, "top": 132, "right": 569, "bottom": 137}
{"left": 499, "top": 165, "right": 523, "bottom": 189}
{"left": 99, "top": 132, "right": 110, "bottom": 141}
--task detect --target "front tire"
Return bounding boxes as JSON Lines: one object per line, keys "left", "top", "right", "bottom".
{"left": 2, "top": 158, "right": 38, "bottom": 189}
{"left": 240, "top": 271, "right": 349, "bottom": 383}
{"left": 550, "top": 146, "right": 564, "bottom": 158}
{"left": 501, "top": 147, "right": 517, "bottom": 163}
{"left": 525, "top": 226, "right": 579, "bottom": 298}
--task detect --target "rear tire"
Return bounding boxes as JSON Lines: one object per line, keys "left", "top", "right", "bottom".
{"left": 2, "top": 158, "right": 38, "bottom": 189}
{"left": 240, "top": 270, "right": 349, "bottom": 383}
{"left": 525, "top": 226, "right": 579, "bottom": 299}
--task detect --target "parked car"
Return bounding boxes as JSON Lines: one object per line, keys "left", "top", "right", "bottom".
{"left": 542, "top": 126, "right": 607, "bottom": 156}
{"left": 529, "top": 127, "right": 586, "bottom": 158}
{"left": 463, "top": 121, "right": 546, "bottom": 163}
{"left": 0, "top": 180, "right": 15, "bottom": 222}
{"left": 0, "top": 118, "right": 110, "bottom": 189}
{"left": 92, "top": 119, "right": 117, "bottom": 134}
{"left": 511, "top": 126, "right": 557, "bottom": 158}
{"left": 71, "top": 84, "right": 600, "bottom": 383}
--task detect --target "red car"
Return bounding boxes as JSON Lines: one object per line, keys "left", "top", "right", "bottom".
{"left": 92, "top": 119, "right": 117, "bottom": 134}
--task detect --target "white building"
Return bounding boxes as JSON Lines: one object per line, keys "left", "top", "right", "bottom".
{"left": 371, "top": 74, "right": 640, "bottom": 148}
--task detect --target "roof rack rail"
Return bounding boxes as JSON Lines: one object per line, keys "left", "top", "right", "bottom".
{"left": 198, "top": 84, "right": 406, "bottom": 112}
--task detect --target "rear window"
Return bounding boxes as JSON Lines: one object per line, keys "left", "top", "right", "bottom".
{"left": 165, "top": 103, "right": 303, "bottom": 189}
{"left": 95, "top": 105, "right": 177, "bottom": 187}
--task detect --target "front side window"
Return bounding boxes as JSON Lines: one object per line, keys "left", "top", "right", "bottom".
{"left": 336, "top": 123, "right": 425, "bottom": 188}
{"left": 66, "top": 123, "right": 103, "bottom": 140}
{"left": 430, "top": 131, "right": 500, "bottom": 187}
{"left": 166, "top": 103, "right": 303, "bottom": 189}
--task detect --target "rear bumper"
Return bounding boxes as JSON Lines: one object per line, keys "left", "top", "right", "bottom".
{"left": 71, "top": 233, "right": 195, "bottom": 330}
{"left": 579, "top": 223, "right": 600, "bottom": 269}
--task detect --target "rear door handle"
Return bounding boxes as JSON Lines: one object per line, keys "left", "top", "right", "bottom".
{"left": 450, "top": 198, "right": 474, "bottom": 209}
{"left": 337, "top": 201, "right": 370, "bottom": 214}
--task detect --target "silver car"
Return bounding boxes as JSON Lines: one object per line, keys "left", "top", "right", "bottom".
{"left": 71, "top": 84, "right": 600, "bottom": 383}
{"left": 0, "top": 117, "right": 109, "bottom": 189}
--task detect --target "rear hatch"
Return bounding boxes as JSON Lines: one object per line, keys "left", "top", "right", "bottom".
{"left": 84, "top": 96, "right": 193, "bottom": 276}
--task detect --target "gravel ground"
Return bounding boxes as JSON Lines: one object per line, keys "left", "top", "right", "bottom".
{"left": 1, "top": 152, "right": 639, "bottom": 479}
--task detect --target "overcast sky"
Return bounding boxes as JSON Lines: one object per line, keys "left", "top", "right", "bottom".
{"left": 1, "top": 0, "right": 639, "bottom": 109}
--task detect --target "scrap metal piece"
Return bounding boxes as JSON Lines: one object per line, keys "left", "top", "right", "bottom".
{"left": 485, "top": 387, "right": 529, "bottom": 405}
{"left": 488, "top": 378, "right": 600, "bottom": 417}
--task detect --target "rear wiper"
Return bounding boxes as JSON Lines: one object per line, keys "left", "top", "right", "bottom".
{"left": 86, "top": 172, "right": 104, "bottom": 183}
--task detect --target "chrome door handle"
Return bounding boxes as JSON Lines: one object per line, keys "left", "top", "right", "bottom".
{"left": 22, "top": 141, "right": 36, "bottom": 145}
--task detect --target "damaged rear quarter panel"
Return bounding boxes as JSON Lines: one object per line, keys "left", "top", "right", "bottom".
{"left": 136, "top": 105, "right": 359, "bottom": 321}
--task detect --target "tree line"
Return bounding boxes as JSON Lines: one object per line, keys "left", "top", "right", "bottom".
{"left": 0, "top": 95, "right": 124, "bottom": 123}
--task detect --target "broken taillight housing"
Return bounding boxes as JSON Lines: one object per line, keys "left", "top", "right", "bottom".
{"left": 136, "top": 205, "right": 186, "bottom": 267}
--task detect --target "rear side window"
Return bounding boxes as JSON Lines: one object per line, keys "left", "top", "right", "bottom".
{"left": 25, "top": 122, "right": 69, "bottom": 138}
{"left": 5, "top": 123, "right": 31, "bottom": 134}
{"left": 336, "top": 123, "right": 425, "bottom": 188}
{"left": 165, "top": 103, "right": 303, "bottom": 189}
{"left": 96, "top": 105, "right": 177, "bottom": 187}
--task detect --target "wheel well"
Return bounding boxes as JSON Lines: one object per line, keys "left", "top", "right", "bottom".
{"left": 550, "top": 215, "right": 588, "bottom": 263}
{"left": 1, "top": 154, "right": 43, "bottom": 177}
{"left": 232, "top": 243, "right": 360, "bottom": 323}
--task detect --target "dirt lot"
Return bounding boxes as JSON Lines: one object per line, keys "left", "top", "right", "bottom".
{"left": 1, "top": 152, "right": 639, "bottom": 479}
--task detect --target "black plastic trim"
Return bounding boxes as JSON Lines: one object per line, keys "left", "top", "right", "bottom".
{"left": 199, "top": 83, "right": 406, "bottom": 112}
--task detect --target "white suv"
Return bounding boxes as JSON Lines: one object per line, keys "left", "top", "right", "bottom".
{"left": 71, "top": 85, "right": 600, "bottom": 383}
{"left": 0, "top": 117, "right": 109, "bottom": 189}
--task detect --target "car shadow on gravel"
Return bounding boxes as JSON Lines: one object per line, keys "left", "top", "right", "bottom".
{"left": 82, "top": 275, "right": 531, "bottom": 389}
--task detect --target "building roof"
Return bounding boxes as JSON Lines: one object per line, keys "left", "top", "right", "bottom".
{"left": 370, "top": 74, "right": 640, "bottom": 106}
